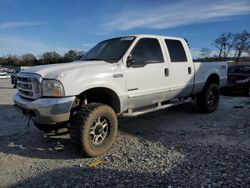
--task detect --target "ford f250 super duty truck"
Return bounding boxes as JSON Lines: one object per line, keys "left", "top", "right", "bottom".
{"left": 14, "top": 34, "right": 228, "bottom": 157}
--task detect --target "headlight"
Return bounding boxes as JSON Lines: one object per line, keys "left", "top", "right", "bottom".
{"left": 42, "top": 80, "right": 65, "bottom": 97}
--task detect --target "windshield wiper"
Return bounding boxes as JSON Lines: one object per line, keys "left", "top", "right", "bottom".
{"left": 84, "top": 58, "right": 102, "bottom": 61}
{"left": 82, "top": 58, "right": 117, "bottom": 63}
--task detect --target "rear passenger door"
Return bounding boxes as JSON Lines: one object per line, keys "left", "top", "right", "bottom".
{"left": 125, "top": 38, "right": 170, "bottom": 109}
{"left": 164, "top": 39, "right": 194, "bottom": 97}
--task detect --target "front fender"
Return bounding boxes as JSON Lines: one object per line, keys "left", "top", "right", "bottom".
{"left": 63, "top": 76, "right": 128, "bottom": 113}
{"left": 60, "top": 72, "right": 127, "bottom": 97}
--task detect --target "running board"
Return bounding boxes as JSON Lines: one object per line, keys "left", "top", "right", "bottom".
{"left": 122, "top": 99, "right": 192, "bottom": 117}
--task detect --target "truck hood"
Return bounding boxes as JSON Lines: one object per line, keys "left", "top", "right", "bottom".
{"left": 21, "top": 60, "right": 117, "bottom": 79}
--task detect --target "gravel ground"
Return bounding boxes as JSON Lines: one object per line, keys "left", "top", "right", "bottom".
{"left": 0, "top": 79, "right": 250, "bottom": 187}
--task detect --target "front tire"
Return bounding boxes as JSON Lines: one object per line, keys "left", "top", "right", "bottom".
{"left": 70, "top": 103, "right": 118, "bottom": 157}
{"left": 196, "top": 83, "right": 220, "bottom": 113}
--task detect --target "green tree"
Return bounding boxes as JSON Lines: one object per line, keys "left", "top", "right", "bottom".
{"left": 21, "top": 53, "right": 37, "bottom": 66}
{"left": 64, "top": 50, "right": 78, "bottom": 62}
{"left": 42, "top": 51, "right": 62, "bottom": 64}
{"left": 5, "top": 55, "right": 20, "bottom": 66}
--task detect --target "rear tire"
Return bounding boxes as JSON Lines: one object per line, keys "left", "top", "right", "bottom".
{"left": 70, "top": 103, "right": 118, "bottom": 157}
{"left": 196, "top": 83, "right": 220, "bottom": 113}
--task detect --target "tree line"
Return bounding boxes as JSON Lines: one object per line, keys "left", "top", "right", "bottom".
{"left": 1, "top": 31, "right": 249, "bottom": 67}
{"left": 197, "top": 30, "right": 250, "bottom": 62}
{"left": 0, "top": 50, "right": 85, "bottom": 66}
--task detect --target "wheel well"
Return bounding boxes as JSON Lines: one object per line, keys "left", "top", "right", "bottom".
{"left": 76, "top": 87, "right": 121, "bottom": 114}
{"left": 205, "top": 74, "right": 220, "bottom": 87}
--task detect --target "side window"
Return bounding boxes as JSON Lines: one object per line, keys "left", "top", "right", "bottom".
{"left": 165, "top": 39, "right": 187, "bottom": 62}
{"left": 131, "top": 38, "right": 164, "bottom": 67}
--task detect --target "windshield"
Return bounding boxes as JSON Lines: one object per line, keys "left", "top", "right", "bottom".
{"left": 81, "top": 36, "right": 135, "bottom": 62}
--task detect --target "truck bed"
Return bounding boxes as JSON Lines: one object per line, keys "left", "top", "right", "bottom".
{"left": 193, "top": 62, "right": 228, "bottom": 94}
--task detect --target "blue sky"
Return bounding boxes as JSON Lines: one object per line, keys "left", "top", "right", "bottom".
{"left": 0, "top": 0, "right": 250, "bottom": 58}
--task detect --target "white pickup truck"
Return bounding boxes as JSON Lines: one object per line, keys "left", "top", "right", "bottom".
{"left": 14, "top": 34, "right": 227, "bottom": 157}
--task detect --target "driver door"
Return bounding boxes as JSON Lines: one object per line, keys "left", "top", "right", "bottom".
{"left": 124, "top": 37, "right": 171, "bottom": 109}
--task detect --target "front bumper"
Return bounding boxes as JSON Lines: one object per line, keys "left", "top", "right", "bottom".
{"left": 13, "top": 94, "right": 75, "bottom": 124}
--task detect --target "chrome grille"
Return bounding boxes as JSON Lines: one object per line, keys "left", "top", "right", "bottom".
{"left": 17, "top": 73, "right": 42, "bottom": 99}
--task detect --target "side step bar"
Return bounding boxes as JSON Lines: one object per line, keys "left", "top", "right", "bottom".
{"left": 122, "top": 99, "right": 192, "bottom": 117}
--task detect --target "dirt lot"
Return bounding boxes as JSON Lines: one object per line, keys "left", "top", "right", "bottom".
{"left": 0, "top": 79, "right": 250, "bottom": 187}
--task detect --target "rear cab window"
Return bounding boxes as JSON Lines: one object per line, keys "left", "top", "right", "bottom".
{"left": 165, "top": 39, "right": 187, "bottom": 62}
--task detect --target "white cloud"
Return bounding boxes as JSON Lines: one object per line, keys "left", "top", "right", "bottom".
{"left": 103, "top": 0, "right": 250, "bottom": 31}
{"left": 0, "top": 21, "right": 46, "bottom": 29}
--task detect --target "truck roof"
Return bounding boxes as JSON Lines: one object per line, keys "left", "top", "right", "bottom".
{"left": 130, "top": 34, "right": 184, "bottom": 41}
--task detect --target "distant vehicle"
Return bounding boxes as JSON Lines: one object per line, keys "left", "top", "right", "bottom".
{"left": 221, "top": 65, "right": 250, "bottom": 96}
{"left": 10, "top": 67, "right": 30, "bottom": 88}
{"left": 0, "top": 68, "right": 16, "bottom": 73}
{"left": 0, "top": 72, "right": 11, "bottom": 79}
{"left": 11, "top": 73, "right": 17, "bottom": 88}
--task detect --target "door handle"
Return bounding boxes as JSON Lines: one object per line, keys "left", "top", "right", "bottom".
{"left": 188, "top": 67, "right": 192, "bottom": 74}
{"left": 164, "top": 68, "right": 169, "bottom": 77}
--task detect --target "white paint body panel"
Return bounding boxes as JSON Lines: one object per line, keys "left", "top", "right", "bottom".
{"left": 193, "top": 62, "right": 228, "bottom": 93}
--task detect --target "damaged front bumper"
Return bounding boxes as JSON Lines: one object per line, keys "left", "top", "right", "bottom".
{"left": 13, "top": 94, "right": 75, "bottom": 124}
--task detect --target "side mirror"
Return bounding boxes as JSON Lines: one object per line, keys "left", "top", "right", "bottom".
{"left": 127, "top": 54, "right": 133, "bottom": 67}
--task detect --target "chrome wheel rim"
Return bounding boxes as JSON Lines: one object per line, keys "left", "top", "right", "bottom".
{"left": 208, "top": 90, "right": 216, "bottom": 107}
{"left": 89, "top": 115, "right": 110, "bottom": 146}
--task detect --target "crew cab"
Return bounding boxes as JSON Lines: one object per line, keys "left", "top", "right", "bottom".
{"left": 14, "top": 34, "right": 228, "bottom": 157}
